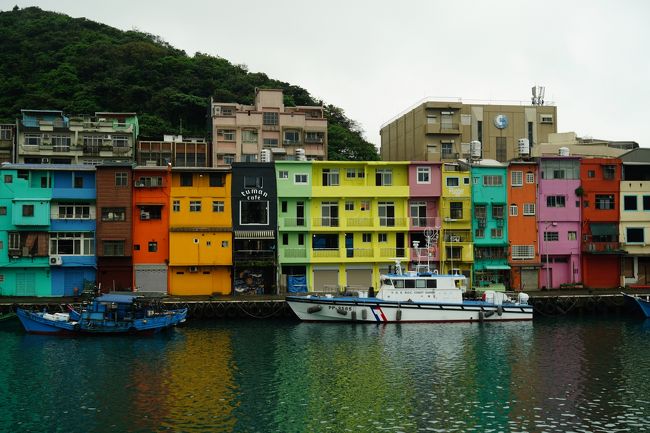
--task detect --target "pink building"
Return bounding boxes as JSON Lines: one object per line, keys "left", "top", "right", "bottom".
{"left": 408, "top": 162, "right": 442, "bottom": 270}
{"left": 538, "top": 156, "right": 582, "bottom": 288}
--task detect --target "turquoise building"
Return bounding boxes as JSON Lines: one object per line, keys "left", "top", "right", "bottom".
{"left": 0, "top": 165, "right": 52, "bottom": 296}
{"left": 466, "top": 160, "right": 510, "bottom": 290}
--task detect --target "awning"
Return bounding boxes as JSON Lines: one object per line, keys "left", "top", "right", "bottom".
{"left": 235, "top": 230, "right": 275, "bottom": 239}
{"left": 590, "top": 223, "right": 617, "bottom": 236}
{"left": 485, "top": 265, "right": 511, "bottom": 270}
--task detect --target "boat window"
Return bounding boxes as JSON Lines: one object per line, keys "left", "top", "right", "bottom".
{"left": 404, "top": 279, "right": 416, "bottom": 289}
{"left": 382, "top": 278, "right": 393, "bottom": 286}
{"left": 393, "top": 279, "right": 404, "bottom": 288}
{"left": 427, "top": 280, "right": 437, "bottom": 288}
{"left": 416, "top": 279, "right": 427, "bottom": 288}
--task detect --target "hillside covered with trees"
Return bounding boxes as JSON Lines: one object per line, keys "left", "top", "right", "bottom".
{"left": 0, "top": 6, "right": 379, "bottom": 160}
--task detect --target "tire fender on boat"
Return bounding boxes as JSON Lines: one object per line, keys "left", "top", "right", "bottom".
{"left": 307, "top": 305, "right": 322, "bottom": 314}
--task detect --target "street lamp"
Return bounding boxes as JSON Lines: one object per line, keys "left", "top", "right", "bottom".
{"left": 544, "top": 221, "right": 557, "bottom": 289}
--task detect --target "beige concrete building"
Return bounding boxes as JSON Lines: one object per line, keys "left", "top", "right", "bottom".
{"left": 533, "top": 132, "right": 638, "bottom": 158}
{"left": 211, "top": 88, "right": 327, "bottom": 166}
{"left": 380, "top": 99, "right": 557, "bottom": 162}
{"left": 0, "top": 124, "right": 15, "bottom": 163}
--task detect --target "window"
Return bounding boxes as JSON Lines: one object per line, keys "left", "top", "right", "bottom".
{"left": 496, "top": 137, "right": 507, "bottom": 162}
{"left": 263, "top": 138, "right": 279, "bottom": 147}
{"left": 8, "top": 232, "right": 19, "bottom": 250}
{"left": 263, "top": 112, "right": 279, "bottom": 125}
{"left": 305, "top": 132, "right": 324, "bottom": 143}
{"left": 644, "top": 196, "right": 650, "bottom": 211}
{"left": 294, "top": 173, "right": 308, "bottom": 184}
{"left": 0, "top": 126, "right": 12, "bottom": 140}
{"left": 282, "top": 234, "right": 289, "bottom": 246}
{"left": 345, "top": 201, "right": 354, "bottom": 211}
{"left": 4, "top": 175, "right": 12, "bottom": 183}
{"left": 103, "top": 240, "right": 125, "bottom": 256}
{"left": 441, "top": 142, "right": 453, "bottom": 157}
{"left": 115, "top": 172, "right": 128, "bottom": 187}
{"left": 595, "top": 194, "right": 615, "bottom": 210}
{"left": 321, "top": 201, "right": 339, "bottom": 227}
{"left": 112, "top": 135, "right": 129, "bottom": 149}
{"left": 474, "top": 205, "right": 487, "bottom": 219}
{"left": 173, "top": 200, "right": 180, "bottom": 212}
{"left": 523, "top": 203, "right": 536, "bottom": 215}
{"left": 360, "top": 200, "right": 370, "bottom": 211}
{"left": 544, "top": 232, "right": 559, "bottom": 241}
{"left": 139, "top": 206, "right": 161, "bottom": 220}
{"left": 626, "top": 228, "right": 644, "bottom": 243}
{"left": 446, "top": 177, "right": 459, "bottom": 187}
{"left": 357, "top": 169, "right": 365, "bottom": 178}
{"left": 375, "top": 169, "right": 392, "bottom": 186}
{"left": 475, "top": 228, "right": 485, "bottom": 238}
{"left": 417, "top": 167, "right": 431, "bottom": 183}
{"left": 624, "top": 196, "right": 638, "bottom": 211}
{"left": 209, "top": 173, "right": 224, "bottom": 187}
{"left": 378, "top": 202, "right": 395, "bottom": 227}
{"left": 223, "top": 155, "right": 235, "bottom": 165}
{"left": 281, "top": 201, "right": 288, "bottom": 213}
{"left": 547, "top": 196, "right": 566, "bottom": 208}
{"left": 73, "top": 176, "right": 83, "bottom": 188}
{"left": 362, "top": 233, "right": 372, "bottom": 243}
{"left": 180, "top": 173, "right": 193, "bottom": 187}
{"left": 101, "top": 207, "right": 126, "bottom": 222}
{"left": 450, "top": 202, "right": 463, "bottom": 219}
{"left": 526, "top": 172, "right": 535, "bottom": 184}
{"left": 190, "top": 201, "right": 202, "bottom": 212}
{"left": 57, "top": 203, "right": 90, "bottom": 219}
{"left": 242, "top": 130, "right": 258, "bottom": 143}
{"left": 221, "top": 130, "right": 235, "bottom": 141}
{"left": 587, "top": 170, "right": 596, "bottom": 178}
{"left": 213, "top": 201, "right": 225, "bottom": 212}
{"left": 49, "top": 232, "right": 95, "bottom": 255}
{"left": 22, "top": 204, "right": 34, "bottom": 217}
{"left": 511, "top": 171, "right": 523, "bottom": 187}
{"left": 148, "top": 242, "right": 158, "bottom": 252}
{"left": 509, "top": 205, "right": 518, "bottom": 216}
{"left": 222, "top": 241, "right": 229, "bottom": 248}
{"left": 279, "top": 171, "right": 289, "bottom": 179}
{"left": 446, "top": 246, "right": 462, "bottom": 260}
{"left": 284, "top": 130, "right": 300, "bottom": 145}
{"left": 378, "top": 233, "right": 388, "bottom": 243}
{"left": 512, "top": 245, "right": 535, "bottom": 260}
{"left": 25, "top": 133, "right": 42, "bottom": 146}
{"left": 240, "top": 201, "right": 269, "bottom": 225}
{"left": 0, "top": 206, "right": 6, "bottom": 216}
{"left": 603, "top": 165, "right": 616, "bottom": 180}
{"left": 346, "top": 169, "right": 357, "bottom": 179}
{"left": 492, "top": 205, "right": 504, "bottom": 219}
{"left": 244, "top": 176, "right": 263, "bottom": 188}
{"left": 491, "top": 228, "right": 503, "bottom": 238}
{"left": 410, "top": 201, "right": 427, "bottom": 227}
{"left": 322, "top": 169, "right": 339, "bottom": 186}
{"left": 568, "top": 231, "right": 577, "bottom": 241}
{"left": 483, "top": 175, "right": 503, "bottom": 186}
{"left": 298, "top": 234, "right": 304, "bottom": 246}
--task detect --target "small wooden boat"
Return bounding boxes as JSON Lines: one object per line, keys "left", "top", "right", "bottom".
{"left": 622, "top": 292, "right": 650, "bottom": 318}
{"left": 16, "top": 293, "right": 187, "bottom": 335}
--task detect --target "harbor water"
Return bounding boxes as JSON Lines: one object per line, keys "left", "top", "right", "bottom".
{"left": 1, "top": 317, "right": 650, "bottom": 432}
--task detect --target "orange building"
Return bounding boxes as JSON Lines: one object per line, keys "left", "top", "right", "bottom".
{"left": 507, "top": 160, "right": 541, "bottom": 290}
{"left": 580, "top": 158, "right": 623, "bottom": 288}
{"left": 132, "top": 166, "right": 171, "bottom": 293}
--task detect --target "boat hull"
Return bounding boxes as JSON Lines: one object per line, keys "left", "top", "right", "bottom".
{"left": 622, "top": 293, "right": 650, "bottom": 318}
{"left": 286, "top": 296, "right": 533, "bottom": 323}
{"left": 16, "top": 308, "right": 187, "bottom": 335}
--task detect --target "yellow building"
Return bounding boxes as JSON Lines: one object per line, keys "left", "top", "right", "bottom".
{"left": 309, "top": 161, "right": 410, "bottom": 291}
{"left": 169, "top": 168, "right": 232, "bottom": 295}
{"left": 440, "top": 163, "right": 473, "bottom": 283}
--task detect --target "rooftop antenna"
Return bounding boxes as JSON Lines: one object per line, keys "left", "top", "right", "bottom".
{"left": 531, "top": 85, "right": 545, "bottom": 106}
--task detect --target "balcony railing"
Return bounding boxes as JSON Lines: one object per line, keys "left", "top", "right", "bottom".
{"left": 53, "top": 145, "right": 70, "bottom": 152}
{"left": 112, "top": 146, "right": 131, "bottom": 154}
{"left": 347, "top": 217, "right": 373, "bottom": 227}
{"left": 345, "top": 248, "right": 373, "bottom": 258}
{"left": 410, "top": 216, "right": 441, "bottom": 228}
{"left": 410, "top": 247, "right": 439, "bottom": 261}
{"left": 283, "top": 248, "right": 306, "bottom": 258}
{"left": 312, "top": 248, "right": 340, "bottom": 258}
{"left": 313, "top": 217, "right": 339, "bottom": 228}
{"left": 282, "top": 217, "right": 306, "bottom": 227}
{"left": 380, "top": 247, "right": 407, "bottom": 258}
{"left": 234, "top": 250, "right": 276, "bottom": 260}
{"left": 379, "top": 217, "right": 407, "bottom": 227}
{"left": 583, "top": 241, "right": 622, "bottom": 253}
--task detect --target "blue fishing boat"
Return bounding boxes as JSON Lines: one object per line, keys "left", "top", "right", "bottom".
{"left": 622, "top": 292, "right": 650, "bottom": 318}
{"left": 16, "top": 293, "right": 187, "bottom": 335}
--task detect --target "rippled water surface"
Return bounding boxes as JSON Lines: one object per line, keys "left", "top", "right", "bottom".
{"left": 1, "top": 317, "right": 650, "bottom": 432}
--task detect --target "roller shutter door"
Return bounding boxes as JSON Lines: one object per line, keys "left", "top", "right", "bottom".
{"left": 346, "top": 269, "right": 372, "bottom": 289}
{"left": 521, "top": 269, "right": 538, "bottom": 291}
{"left": 313, "top": 269, "right": 338, "bottom": 292}
{"left": 16, "top": 272, "right": 36, "bottom": 296}
{"left": 135, "top": 265, "right": 168, "bottom": 293}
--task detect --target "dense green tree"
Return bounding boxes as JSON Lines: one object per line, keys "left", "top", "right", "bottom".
{"left": 0, "top": 6, "right": 378, "bottom": 160}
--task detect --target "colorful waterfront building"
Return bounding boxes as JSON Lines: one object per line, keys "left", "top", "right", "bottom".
{"left": 407, "top": 162, "right": 442, "bottom": 271}
{"left": 466, "top": 159, "right": 509, "bottom": 290}
{"left": 580, "top": 157, "right": 624, "bottom": 288}
{"left": 169, "top": 167, "right": 232, "bottom": 295}
{"left": 49, "top": 165, "right": 97, "bottom": 296}
{"left": 132, "top": 166, "right": 171, "bottom": 293}
{"left": 507, "top": 160, "right": 541, "bottom": 291}
{"left": 537, "top": 156, "right": 582, "bottom": 288}
{"left": 619, "top": 148, "right": 650, "bottom": 286}
{"left": 96, "top": 163, "right": 134, "bottom": 292}
{"left": 440, "top": 163, "right": 473, "bottom": 283}
{"left": 309, "top": 161, "right": 410, "bottom": 291}
{"left": 275, "top": 160, "right": 312, "bottom": 293}
{"left": 231, "top": 163, "right": 277, "bottom": 294}
{"left": 0, "top": 165, "right": 52, "bottom": 296}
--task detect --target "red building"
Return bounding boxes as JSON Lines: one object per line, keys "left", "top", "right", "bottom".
{"left": 96, "top": 163, "right": 134, "bottom": 291}
{"left": 580, "top": 158, "right": 624, "bottom": 288}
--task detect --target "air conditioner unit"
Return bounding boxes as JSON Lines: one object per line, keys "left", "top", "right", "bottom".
{"left": 49, "top": 255, "right": 63, "bottom": 265}
{"left": 140, "top": 212, "right": 150, "bottom": 220}
{"left": 41, "top": 158, "right": 50, "bottom": 164}
{"left": 188, "top": 266, "right": 199, "bottom": 273}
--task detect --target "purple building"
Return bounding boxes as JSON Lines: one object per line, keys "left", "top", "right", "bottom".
{"left": 538, "top": 156, "right": 582, "bottom": 288}
{"left": 408, "top": 162, "right": 442, "bottom": 270}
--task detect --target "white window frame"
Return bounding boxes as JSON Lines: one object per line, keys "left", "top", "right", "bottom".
{"left": 49, "top": 232, "right": 95, "bottom": 256}
{"left": 212, "top": 201, "right": 225, "bottom": 213}
{"left": 446, "top": 177, "right": 459, "bottom": 187}
{"left": 294, "top": 173, "right": 308, "bottom": 184}
{"left": 512, "top": 245, "right": 535, "bottom": 260}
{"left": 509, "top": 205, "right": 518, "bottom": 216}
{"left": 511, "top": 171, "right": 523, "bottom": 187}
{"left": 279, "top": 171, "right": 289, "bottom": 179}
{"left": 417, "top": 167, "right": 431, "bottom": 184}
{"left": 526, "top": 172, "right": 535, "bottom": 184}
{"left": 483, "top": 175, "right": 503, "bottom": 186}
{"left": 523, "top": 203, "right": 536, "bottom": 215}
{"left": 189, "top": 200, "right": 202, "bottom": 212}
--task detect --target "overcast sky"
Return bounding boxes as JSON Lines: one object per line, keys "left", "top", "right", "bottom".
{"left": 4, "top": 0, "right": 649, "bottom": 147}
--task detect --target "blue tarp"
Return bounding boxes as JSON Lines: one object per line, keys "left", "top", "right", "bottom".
{"left": 287, "top": 275, "right": 307, "bottom": 293}
{"left": 95, "top": 294, "right": 139, "bottom": 304}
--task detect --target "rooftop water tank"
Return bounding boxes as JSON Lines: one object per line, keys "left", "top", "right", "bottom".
{"left": 295, "top": 148, "right": 306, "bottom": 161}
{"left": 260, "top": 148, "right": 271, "bottom": 162}
{"left": 517, "top": 138, "right": 530, "bottom": 156}
{"left": 470, "top": 140, "right": 482, "bottom": 159}
{"left": 558, "top": 147, "right": 570, "bottom": 157}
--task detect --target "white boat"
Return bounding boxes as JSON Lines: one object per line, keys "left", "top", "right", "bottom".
{"left": 286, "top": 229, "right": 533, "bottom": 323}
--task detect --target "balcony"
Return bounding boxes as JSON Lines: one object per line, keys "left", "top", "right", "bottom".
{"left": 379, "top": 217, "right": 407, "bottom": 227}
{"left": 234, "top": 250, "right": 276, "bottom": 261}
{"left": 312, "top": 248, "right": 340, "bottom": 258}
{"left": 410, "top": 247, "right": 439, "bottom": 261}
{"left": 410, "top": 216, "right": 441, "bottom": 229}
{"left": 112, "top": 146, "right": 131, "bottom": 154}
{"left": 441, "top": 152, "right": 459, "bottom": 160}
{"left": 380, "top": 247, "right": 407, "bottom": 258}
{"left": 347, "top": 217, "right": 373, "bottom": 227}
{"left": 282, "top": 248, "right": 307, "bottom": 258}
{"left": 313, "top": 217, "right": 339, "bottom": 228}
{"left": 345, "top": 248, "right": 373, "bottom": 258}
{"left": 582, "top": 241, "right": 623, "bottom": 254}
{"left": 281, "top": 217, "right": 306, "bottom": 228}
{"left": 53, "top": 145, "right": 71, "bottom": 152}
